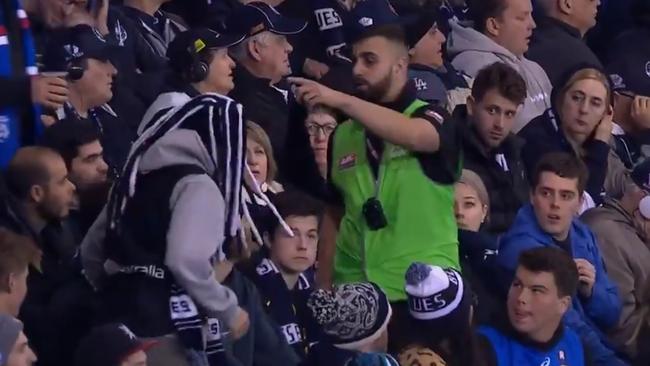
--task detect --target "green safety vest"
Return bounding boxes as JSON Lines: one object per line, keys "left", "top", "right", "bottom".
{"left": 330, "top": 99, "right": 460, "bottom": 301}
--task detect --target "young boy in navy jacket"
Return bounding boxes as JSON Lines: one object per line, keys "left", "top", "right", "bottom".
{"left": 241, "top": 190, "right": 322, "bottom": 359}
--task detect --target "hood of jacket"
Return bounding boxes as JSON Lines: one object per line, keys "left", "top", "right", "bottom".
{"left": 583, "top": 197, "right": 644, "bottom": 239}
{"left": 447, "top": 21, "right": 519, "bottom": 63}
{"left": 507, "top": 203, "right": 599, "bottom": 255}
{"left": 138, "top": 91, "right": 193, "bottom": 135}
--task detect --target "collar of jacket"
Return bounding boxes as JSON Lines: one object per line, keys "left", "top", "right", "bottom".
{"left": 456, "top": 105, "right": 524, "bottom": 159}
{"left": 377, "top": 80, "right": 418, "bottom": 112}
{"left": 601, "top": 197, "right": 645, "bottom": 236}
{"left": 233, "top": 63, "right": 275, "bottom": 90}
{"left": 537, "top": 15, "right": 582, "bottom": 39}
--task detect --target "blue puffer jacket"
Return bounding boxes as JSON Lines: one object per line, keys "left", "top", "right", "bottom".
{"left": 497, "top": 204, "right": 626, "bottom": 366}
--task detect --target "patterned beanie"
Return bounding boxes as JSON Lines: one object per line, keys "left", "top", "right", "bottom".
{"left": 308, "top": 282, "right": 392, "bottom": 350}
{"left": 405, "top": 263, "right": 471, "bottom": 324}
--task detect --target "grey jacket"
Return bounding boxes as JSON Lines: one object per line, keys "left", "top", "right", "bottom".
{"left": 81, "top": 127, "right": 239, "bottom": 325}
{"left": 447, "top": 21, "right": 552, "bottom": 132}
{"left": 581, "top": 199, "right": 650, "bottom": 358}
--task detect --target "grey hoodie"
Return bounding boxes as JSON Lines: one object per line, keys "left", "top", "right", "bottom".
{"left": 447, "top": 21, "right": 552, "bottom": 132}
{"left": 81, "top": 112, "right": 239, "bottom": 327}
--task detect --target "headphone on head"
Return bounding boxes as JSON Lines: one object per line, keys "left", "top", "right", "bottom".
{"left": 67, "top": 59, "right": 87, "bottom": 81}
{"left": 639, "top": 196, "right": 650, "bottom": 220}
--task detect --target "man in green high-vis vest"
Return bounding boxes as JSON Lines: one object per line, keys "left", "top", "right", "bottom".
{"left": 289, "top": 0, "right": 462, "bottom": 345}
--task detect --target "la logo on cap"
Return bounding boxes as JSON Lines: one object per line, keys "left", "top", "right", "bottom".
{"left": 359, "top": 17, "right": 373, "bottom": 27}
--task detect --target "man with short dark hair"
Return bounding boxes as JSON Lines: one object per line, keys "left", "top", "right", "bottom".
{"left": 40, "top": 119, "right": 109, "bottom": 239}
{"left": 242, "top": 190, "right": 322, "bottom": 360}
{"left": 527, "top": 0, "right": 603, "bottom": 86}
{"left": 497, "top": 152, "right": 624, "bottom": 366}
{"left": 0, "top": 228, "right": 41, "bottom": 317}
{"left": 448, "top": 0, "right": 552, "bottom": 132}
{"left": 479, "top": 247, "right": 590, "bottom": 366}
{"left": 290, "top": 1, "right": 462, "bottom": 301}
{"left": 40, "top": 120, "right": 108, "bottom": 192}
{"left": 459, "top": 62, "right": 529, "bottom": 234}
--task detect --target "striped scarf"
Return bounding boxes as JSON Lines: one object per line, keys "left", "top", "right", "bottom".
{"left": 0, "top": 0, "right": 38, "bottom": 167}
{"left": 106, "top": 93, "right": 244, "bottom": 364}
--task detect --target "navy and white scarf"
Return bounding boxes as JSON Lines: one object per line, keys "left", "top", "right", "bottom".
{"left": 251, "top": 258, "right": 318, "bottom": 358}
{"left": 0, "top": 0, "right": 39, "bottom": 166}
{"left": 106, "top": 93, "right": 245, "bottom": 364}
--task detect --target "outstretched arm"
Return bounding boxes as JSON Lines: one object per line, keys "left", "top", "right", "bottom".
{"left": 288, "top": 77, "right": 442, "bottom": 153}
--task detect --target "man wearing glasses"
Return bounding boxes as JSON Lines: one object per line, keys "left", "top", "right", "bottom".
{"left": 581, "top": 159, "right": 650, "bottom": 361}
{"left": 609, "top": 63, "right": 650, "bottom": 169}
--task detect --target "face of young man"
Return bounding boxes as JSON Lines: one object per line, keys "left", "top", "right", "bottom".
{"left": 490, "top": 0, "right": 535, "bottom": 57}
{"left": 352, "top": 35, "right": 408, "bottom": 103}
{"left": 467, "top": 88, "right": 520, "bottom": 149}
{"left": 270, "top": 215, "right": 319, "bottom": 277}
{"left": 507, "top": 267, "right": 570, "bottom": 342}
{"left": 530, "top": 172, "right": 582, "bottom": 241}
{"left": 69, "top": 140, "right": 108, "bottom": 190}
{"left": 33, "top": 155, "right": 76, "bottom": 221}
{"left": 6, "top": 331, "right": 37, "bottom": 366}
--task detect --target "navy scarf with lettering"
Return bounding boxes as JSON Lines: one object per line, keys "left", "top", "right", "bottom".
{"left": 248, "top": 257, "right": 319, "bottom": 359}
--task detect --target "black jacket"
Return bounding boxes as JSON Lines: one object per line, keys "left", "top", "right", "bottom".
{"left": 527, "top": 16, "right": 603, "bottom": 86}
{"left": 517, "top": 109, "right": 610, "bottom": 202}
{"left": 230, "top": 65, "right": 291, "bottom": 165}
{"left": 458, "top": 106, "right": 528, "bottom": 235}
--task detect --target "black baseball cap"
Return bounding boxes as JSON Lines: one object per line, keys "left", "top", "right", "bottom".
{"left": 42, "top": 24, "right": 118, "bottom": 72}
{"left": 167, "top": 27, "right": 246, "bottom": 73}
{"left": 74, "top": 323, "right": 157, "bottom": 366}
{"left": 608, "top": 56, "right": 650, "bottom": 97}
{"left": 225, "top": 2, "right": 307, "bottom": 38}
{"left": 345, "top": 0, "right": 439, "bottom": 48}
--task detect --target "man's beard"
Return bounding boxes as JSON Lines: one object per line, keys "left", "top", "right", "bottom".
{"left": 354, "top": 72, "right": 393, "bottom": 103}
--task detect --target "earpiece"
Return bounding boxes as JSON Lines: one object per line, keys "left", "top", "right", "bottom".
{"left": 188, "top": 59, "right": 210, "bottom": 83}
{"left": 67, "top": 59, "right": 86, "bottom": 81}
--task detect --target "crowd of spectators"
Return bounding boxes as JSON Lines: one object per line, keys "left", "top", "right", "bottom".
{"left": 0, "top": 0, "right": 649, "bottom": 366}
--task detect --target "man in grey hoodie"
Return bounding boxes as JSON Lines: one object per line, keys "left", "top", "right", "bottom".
{"left": 447, "top": 0, "right": 552, "bottom": 132}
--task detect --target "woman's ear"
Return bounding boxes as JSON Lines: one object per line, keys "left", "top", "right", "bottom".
{"left": 481, "top": 204, "right": 489, "bottom": 224}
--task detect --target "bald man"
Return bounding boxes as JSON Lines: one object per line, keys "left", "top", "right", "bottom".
{"left": 1, "top": 147, "right": 81, "bottom": 366}
{"left": 4, "top": 147, "right": 76, "bottom": 235}
{"left": 527, "top": 0, "right": 603, "bottom": 86}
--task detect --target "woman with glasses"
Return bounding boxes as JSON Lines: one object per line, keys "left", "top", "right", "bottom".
{"left": 304, "top": 105, "right": 338, "bottom": 178}
{"left": 518, "top": 65, "right": 632, "bottom": 210}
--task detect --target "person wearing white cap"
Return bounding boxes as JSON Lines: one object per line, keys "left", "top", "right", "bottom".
{"left": 396, "top": 262, "right": 478, "bottom": 366}
{"left": 0, "top": 315, "right": 37, "bottom": 366}
{"left": 581, "top": 159, "right": 650, "bottom": 359}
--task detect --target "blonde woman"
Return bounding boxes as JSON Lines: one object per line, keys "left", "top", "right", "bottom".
{"left": 243, "top": 121, "right": 284, "bottom": 253}
{"left": 519, "top": 66, "right": 631, "bottom": 209}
